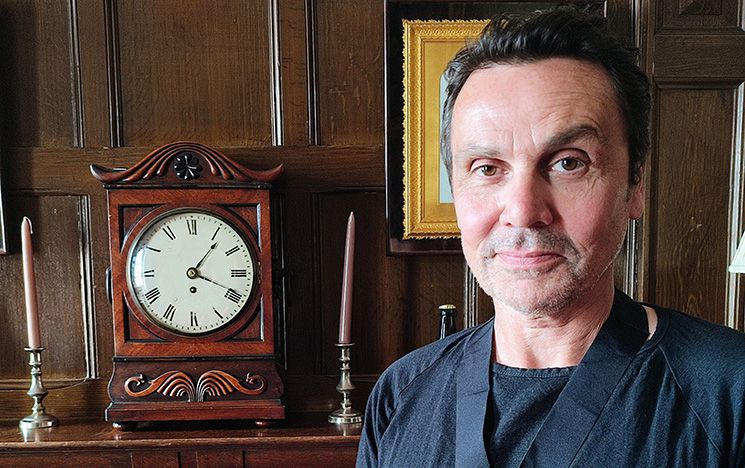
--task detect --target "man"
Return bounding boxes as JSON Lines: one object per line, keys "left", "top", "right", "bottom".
{"left": 357, "top": 7, "right": 745, "bottom": 467}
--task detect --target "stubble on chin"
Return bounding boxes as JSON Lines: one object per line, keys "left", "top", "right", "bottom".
{"left": 467, "top": 228, "right": 623, "bottom": 318}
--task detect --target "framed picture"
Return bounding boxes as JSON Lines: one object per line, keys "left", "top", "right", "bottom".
{"left": 402, "top": 19, "right": 487, "bottom": 240}
{"left": 384, "top": 1, "right": 599, "bottom": 254}
{"left": 385, "top": 1, "right": 536, "bottom": 255}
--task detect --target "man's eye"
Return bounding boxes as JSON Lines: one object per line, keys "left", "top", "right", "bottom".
{"left": 476, "top": 165, "right": 498, "bottom": 176}
{"left": 550, "top": 158, "right": 585, "bottom": 173}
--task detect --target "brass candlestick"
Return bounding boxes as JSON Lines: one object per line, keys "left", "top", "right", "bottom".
{"left": 328, "top": 343, "right": 363, "bottom": 424}
{"left": 19, "top": 347, "right": 58, "bottom": 430}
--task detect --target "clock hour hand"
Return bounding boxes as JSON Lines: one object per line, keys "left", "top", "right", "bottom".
{"left": 194, "top": 242, "right": 218, "bottom": 270}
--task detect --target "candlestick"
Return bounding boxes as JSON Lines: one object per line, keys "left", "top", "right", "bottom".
{"left": 338, "top": 212, "right": 355, "bottom": 344}
{"left": 21, "top": 217, "right": 41, "bottom": 349}
{"left": 19, "top": 347, "right": 58, "bottom": 429}
{"left": 328, "top": 343, "right": 363, "bottom": 424}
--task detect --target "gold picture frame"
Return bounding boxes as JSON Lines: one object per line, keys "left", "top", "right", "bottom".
{"left": 402, "top": 19, "right": 487, "bottom": 240}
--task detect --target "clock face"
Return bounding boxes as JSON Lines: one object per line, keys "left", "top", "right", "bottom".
{"left": 126, "top": 209, "right": 256, "bottom": 335}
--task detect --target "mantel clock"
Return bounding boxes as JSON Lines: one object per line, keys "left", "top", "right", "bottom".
{"left": 91, "top": 141, "right": 285, "bottom": 428}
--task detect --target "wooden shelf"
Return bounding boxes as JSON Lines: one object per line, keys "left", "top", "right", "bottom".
{"left": 0, "top": 413, "right": 360, "bottom": 467}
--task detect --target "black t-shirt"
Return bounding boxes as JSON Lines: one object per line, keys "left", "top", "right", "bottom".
{"left": 485, "top": 363, "right": 573, "bottom": 467}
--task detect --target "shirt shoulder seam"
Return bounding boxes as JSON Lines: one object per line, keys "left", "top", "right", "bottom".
{"left": 659, "top": 344, "right": 723, "bottom": 457}
{"left": 389, "top": 322, "right": 490, "bottom": 416}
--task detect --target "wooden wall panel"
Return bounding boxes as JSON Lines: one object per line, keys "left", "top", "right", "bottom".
{"left": 648, "top": 87, "right": 734, "bottom": 323}
{"left": 659, "top": 0, "right": 739, "bottom": 29}
{"left": 654, "top": 36, "right": 745, "bottom": 79}
{"left": 641, "top": 0, "right": 745, "bottom": 329}
{"left": 316, "top": 191, "right": 465, "bottom": 375}
{"left": 115, "top": 0, "right": 272, "bottom": 147}
{"left": 75, "top": 1, "right": 111, "bottom": 148}
{"left": 0, "top": 194, "right": 91, "bottom": 384}
{"left": 314, "top": 0, "right": 384, "bottom": 145}
{"left": 278, "top": 0, "right": 310, "bottom": 145}
{"left": 280, "top": 191, "right": 317, "bottom": 375}
{"left": 0, "top": 0, "right": 75, "bottom": 147}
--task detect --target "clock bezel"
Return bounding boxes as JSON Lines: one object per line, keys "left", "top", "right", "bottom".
{"left": 121, "top": 203, "right": 262, "bottom": 343}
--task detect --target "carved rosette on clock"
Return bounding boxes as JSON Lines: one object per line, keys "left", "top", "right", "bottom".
{"left": 91, "top": 141, "right": 285, "bottom": 428}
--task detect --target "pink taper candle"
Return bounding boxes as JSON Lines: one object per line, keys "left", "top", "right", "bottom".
{"left": 21, "top": 217, "right": 42, "bottom": 349}
{"left": 338, "top": 212, "right": 355, "bottom": 344}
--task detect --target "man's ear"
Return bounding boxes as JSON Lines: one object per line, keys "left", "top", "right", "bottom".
{"left": 629, "top": 167, "right": 645, "bottom": 220}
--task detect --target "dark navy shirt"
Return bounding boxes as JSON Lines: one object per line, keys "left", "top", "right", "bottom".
{"left": 357, "top": 293, "right": 745, "bottom": 467}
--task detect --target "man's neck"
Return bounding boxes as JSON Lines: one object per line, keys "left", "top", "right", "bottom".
{"left": 491, "top": 285, "right": 615, "bottom": 369}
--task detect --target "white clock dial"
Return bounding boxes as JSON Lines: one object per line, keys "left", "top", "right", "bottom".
{"left": 127, "top": 209, "right": 256, "bottom": 335}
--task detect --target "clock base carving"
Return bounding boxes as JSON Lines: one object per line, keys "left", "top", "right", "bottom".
{"left": 106, "top": 358, "right": 285, "bottom": 427}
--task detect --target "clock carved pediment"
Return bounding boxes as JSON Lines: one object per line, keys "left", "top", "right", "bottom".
{"left": 90, "top": 141, "right": 283, "bottom": 186}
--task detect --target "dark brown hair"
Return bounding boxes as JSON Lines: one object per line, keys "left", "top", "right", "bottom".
{"left": 440, "top": 6, "right": 650, "bottom": 185}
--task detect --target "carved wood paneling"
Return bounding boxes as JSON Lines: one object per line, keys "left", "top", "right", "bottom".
{"left": 679, "top": 0, "right": 722, "bottom": 16}
{"left": 642, "top": 0, "right": 745, "bottom": 331}
{"left": 0, "top": 194, "right": 93, "bottom": 384}
{"left": 314, "top": 0, "right": 384, "bottom": 145}
{"left": 74, "top": 1, "right": 111, "bottom": 148}
{"left": 0, "top": 0, "right": 75, "bottom": 147}
{"left": 648, "top": 87, "right": 735, "bottom": 324}
{"left": 278, "top": 0, "right": 311, "bottom": 145}
{"left": 659, "top": 0, "right": 739, "bottom": 29}
{"left": 115, "top": 0, "right": 272, "bottom": 147}
{"left": 5, "top": 145, "right": 384, "bottom": 193}
{"left": 654, "top": 35, "right": 745, "bottom": 79}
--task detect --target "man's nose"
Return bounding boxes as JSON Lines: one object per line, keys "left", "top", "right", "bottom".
{"left": 498, "top": 172, "right": 553, "bottom": 228}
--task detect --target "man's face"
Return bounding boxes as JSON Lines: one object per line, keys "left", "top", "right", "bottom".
{"left": 450, "top": 58, "right": 644, "bottom": 316}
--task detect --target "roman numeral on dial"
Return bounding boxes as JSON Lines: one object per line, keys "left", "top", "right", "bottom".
{"left": 187, "top": 219, "right": 197, "bottom": 235}
{"left": 231, "top": 269, "right": 247, "bottom": 277}
{"left": 143, "top": 269, "right": 155, "bottom": 278}
{"left": 225, "top": 246, "right": 239, "bottom": 256}
{"left": 164, "top": 304, "right": 175, "bottom": 322}
{"left": 190, "top": 311, "right": 199, "bottom": 327}
{"left": 213, "top": 308, "right": 223, "bottom": 319}
{"left": 225, "top": 289, "right": 242, "bottom": 303}
{"left": 163, "top": 225, "right": 176, "bottom": 240}
{"left": 145, "top": 288, "right": 161, "bottom": 303}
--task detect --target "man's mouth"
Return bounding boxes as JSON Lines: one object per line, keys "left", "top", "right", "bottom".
{"left": 495, "top": 251, "right": 564, "bottom": 269}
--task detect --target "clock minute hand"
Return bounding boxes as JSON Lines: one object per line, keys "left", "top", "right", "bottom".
{"left": 197, "top": 274, "right": 231, "bottom": 291}
{"left": 194, "top": 242, "right": 218, "bottom": 270}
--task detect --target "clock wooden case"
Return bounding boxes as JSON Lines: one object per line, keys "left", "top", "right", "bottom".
{"left": 91, "top": 141, "right": 285, "bottom": 428}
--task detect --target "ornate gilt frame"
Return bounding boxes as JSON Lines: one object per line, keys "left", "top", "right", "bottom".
{"left": 402, "top": 19, "right": 487, "bottom": 239}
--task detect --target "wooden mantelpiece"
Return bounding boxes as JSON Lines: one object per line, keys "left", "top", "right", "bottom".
{"left": 0, "top": 413, "right": 360, "bottom": 467}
